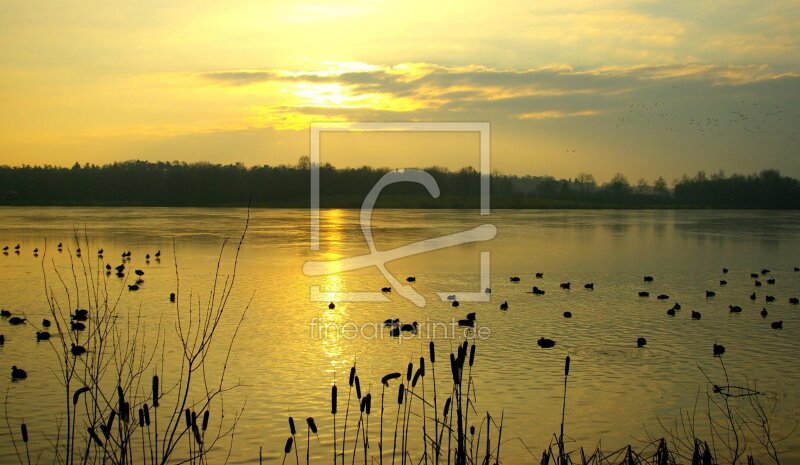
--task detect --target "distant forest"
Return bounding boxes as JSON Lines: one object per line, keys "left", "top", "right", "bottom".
{"left": 1, "top": 159, "right": 798, "bottom": 209}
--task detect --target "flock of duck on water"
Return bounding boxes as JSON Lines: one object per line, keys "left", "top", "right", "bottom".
{"left": 1, "top": 243, "right": 171, "bottom": 381}
{"left": 2, "top": 242, "right": 798, "bottom": 381}
{"left": 333, "top": 266, "right": 798, "bottom": 352}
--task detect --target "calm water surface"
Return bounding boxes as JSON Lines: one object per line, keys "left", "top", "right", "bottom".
{"left": 0, "top": 207, "right": 798, "bottom": 463}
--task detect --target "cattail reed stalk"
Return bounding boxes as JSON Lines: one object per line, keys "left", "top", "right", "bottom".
{"left": 282, "top": 437, "right": 293, "bottom": 465}
{"left": 379, "top": 372, "right": 400, "bottom": 465}
{"left": 351, "top": 396, "right": 366, "bottom": 465}
{"left": 289, "top": 416, "right": 300, "bottom": 465}
{"left": 391, "top": 383, "right": 404, "bottom": 465}
{"left": 430, "top": 342, "right": 440, "bottom": 465}
{"left": 494, "top": 411, "right": 504, "bottom": 465}
{"left": 401, "top": 362, "right": 413, "bottom": 464}
{"left": 306, "top": 417, "right": 317, "bottom": 465}
{"left": 419, "top": 356, "right": 429, "bottom": 465}
{"left": 559, "top": 355, "right": 570, "bottom": 465}
{"left": 152, "top": 375, "right": 159, "bottom": 463}
{"left": 21, "top": 423, "right": 30, "bottom": 465}
{"left": 343, "top": 365, "right": 356, "bottom": 465}
{"left": 332, "top": 383, "right": 338, "bottom": 465}
{"left": 363, "top": 393, "right": 371, "bottom": 465}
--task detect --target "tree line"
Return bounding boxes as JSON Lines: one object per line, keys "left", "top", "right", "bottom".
{"left": 0, "top": 160, "right": 798, "bottom": 208}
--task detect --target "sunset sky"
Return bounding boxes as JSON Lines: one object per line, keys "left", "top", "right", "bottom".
{"left": 1, "top": 0, "right": 798, "bottom": 182}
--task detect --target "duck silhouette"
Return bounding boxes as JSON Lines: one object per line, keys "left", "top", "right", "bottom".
{"left": 643, "top": 276, "right": 654, "bottom": 282}
{"left": 537, "top": 337, "right": 555, "bottom": 348}
{"left": 722, "top": 268, "right": 728, "bottom": 273}
{"left": 750, "top": 292, "right": 756, "bottom": 301}
{"left": 128, "top": 284, "right": 139, "bottom": 291}
{"left": 761, "top": 308, "right": 768, "bottom": 317}
{"left": 11, "top": 366, "right": 27, "bottom": 379}
{"left": 71, "top": 343, "right": 86, "bottom": 356}
{"left": 134, "top": 270, "right": 144, "bottom": 276}
{"left": 691, "top": 311, "right": 702, "bottom": 320}
{"left": 667, "top": 307, "right": 676, "bottom": 316}
{"left": 765, "top": 295, "right": 775, "bottom": 302}
{"left": 563, "top": 311, "right": 572, "bottom": 318}
{"left": 70, "top": 322, "right": 86, "bottom": 331}
{"left": 584, "top": 283, "right": 594, "bottom": 289}
{"left": 0, "top": 309, "right": 11, "bottom": 317}
{"left": 657, "top": 294, "right": 669, "bottom": 300}
{"left": 790, "top": 297, "right": 799, "bottom": 305}
{"left": 638, "top": 291, "right": 650, "bottom": 297}
{"left": 406, "top": 277, "right": 416, "bottom": 282}
{"left": 383, "top": 318, "right": 399, "bottom": 326}
{"left": 400, "top": 321, "right": 418, "bottom": 332}
{"left": 484, "top": 288, "right": 491, "bottom": 293}
{"left": 532, "top": 286, "right": 545, "bottom": 295}
{"left": 771, "top": 321, "right": 783, "bottom": 329}
{"left": 729, "top": 305, "right": 742, "bottom": 313}
{"left": 767, "top": 278, "right": 775, "bottom": 285}
{"left": 560, "top": 282, "right": 571, "bottom": 289}
{"left": 458, "top": 319, "right": 474, "bottom": 327}
{"left": 328, "top": 302, "right": 335, "bottom": 309}
{"left": 36, "top": 331, "right": 50, "bottom": 341}
{"left": 719, "top": 280, "right": 727, "bottom": 285}
{"left": 451, "top": 300, "right": 460, "bottom": 307}
{"left": 713, "top": 344, "right": 725, "bottom": 356}
{"left": 509, "top": 277, "right": 520, "bottom": 282}
{"left": 381, "top": 287, "right": 391, "bottom": 293}
{"left": 637, "top": 337, "right": 647, "bottom": 347}
{"left": 705, "top": 290, "right": 716, "bottom": 297}
{"left": 535, "top": 273, "right": 544, "bottom": 278}
{"left": 499, "top": 301, "right": 508, "bottom": 310}
{"left": 9, "top": 317, "right": 26, "bottom": 325}
{"left": 466, "top": 312, "right": 476, "bottom": 321}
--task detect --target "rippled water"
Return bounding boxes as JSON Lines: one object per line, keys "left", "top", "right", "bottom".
{"left": 0, "top": 207, "right": 798, "bottom": 463}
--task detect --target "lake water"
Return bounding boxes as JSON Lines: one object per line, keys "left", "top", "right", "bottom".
{"left": 0, "top": 207, "right": 798, "bottom": 464}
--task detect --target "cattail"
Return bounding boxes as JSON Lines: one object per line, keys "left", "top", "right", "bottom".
{"left": 365, "top": 393, "right": 372, "bottom": 415}
{"left": 429, "top": 341, "right": 436, "bottom": 363}
{"left": 443, "top": 397, "right": 451, "bottom": 417}
{"left": 331, "top": 385, "right": 338, "bottom": 414}
{"left": 360, "top": 396, "right": 368, "bottom": 413}
{"left": 122, "top": 402, "right": 130, "bottom": 423}
{"left": 397, "top": 383, "right": 405, "bottom": 405}
{"left": 152, "top": 376, "right": 159, "bottom": 407}
{"left": 101, "top": 411, "right": 116, "bottom": 439}
{"left": 565, "top": 355, "right": 571, "bottom": 377}
{"left": 193, "top": 426, "right": 202, "bottom": 445}
{"left": 202, "top": 411, "right": 210, "bottom": 431}
{"left": 419, "top": 357, "right": 425, "bottom": 377}
{"left": 138, "top": 408, "right": 145, "bottom": 427}
{"left": 143, "top": 405, "right": 151, "bottom": 426}
{"left": 355, "top": 376, "right": 362, "bottom": 399}
{"left": 406, "top": 362, "right": 413, "bottom": 382}
{"left": 21, "top": 423, "right": 28, "bottom": 443}
{"left": 185, "top": 409, "right": 191, "bottom": 428}
{"left": 88, "top": 427, "right": 103, "bottom": 447}
{"left": 349, "top": 366, "right": 356, "bottom": 386}
{"left": 284, "top": 437, "right": 293, "bottom": 453}
{"left": 191, "top": 411, "right": 198, "bottom": 428}
{"left": 412, "top": 368, "right": 422, "bottom": 387}
{"left": 117, "top": 386, "right": 126, "bottom": 418}
{"left": 289, "top": 417, "right": 296, "bottom": 435}
{"left": 306, "top": 417, "right": 317, "bottom": 434}
{"left": 469, "top": 344, "right": 476, "bottom": 367}
{"left": 470, "top": 425, "right": 475, "bottom": 435}
{"left": 73, "top": 386, "right": 90, "bottom": 406}
{"left": 381, "top": 372, "right": 401, "bottom": 386}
